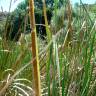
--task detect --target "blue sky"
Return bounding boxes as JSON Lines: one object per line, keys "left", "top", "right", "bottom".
{"left": 0, "top": 0, "right": 96, "bottom": 12}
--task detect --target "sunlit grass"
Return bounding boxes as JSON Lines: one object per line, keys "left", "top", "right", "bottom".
{"left": 0, "top": 0, "right": 96, "bottom": 96}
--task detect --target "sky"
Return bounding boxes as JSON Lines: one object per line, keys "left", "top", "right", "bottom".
{"left": 0, "top": 0, "right": 24, "bottom": 12}
{"left": 0, "top": 0, "right": 96, "bottom": 12}
{"left": 71, "top": 0, "right": 96, "bottom": 5}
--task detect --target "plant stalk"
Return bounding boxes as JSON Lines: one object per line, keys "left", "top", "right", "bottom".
{"left": 29, "top": 0, "right": 41, "bottom": 96}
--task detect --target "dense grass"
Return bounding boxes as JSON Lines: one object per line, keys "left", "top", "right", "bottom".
{"left": 0, "top": 0, "right": 96, "bottom": 96}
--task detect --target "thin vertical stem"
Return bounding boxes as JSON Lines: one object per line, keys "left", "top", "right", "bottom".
{"left": 42, "top": 0, "right": 52, "bottom": 42}
{"left": 29, "top": 0, "right": 41, "bottom": 96}
{"left": 67, "top": 0, "right": 73, "bottom": 42}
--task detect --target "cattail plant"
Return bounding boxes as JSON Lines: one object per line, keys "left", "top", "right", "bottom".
{"left": 42, "top": 0, "right": 52, "bottom": 42}
{"left": 29, "top": 0, "right": 41, "bottom": 96}
{"left": 65, "top": 0, "right": 73, "bottom": 46}
{"left": 42, "top": 1, "right": 52, "bottom": 95}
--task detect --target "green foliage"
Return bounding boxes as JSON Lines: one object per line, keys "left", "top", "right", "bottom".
{"left": 0, "top": 0, "right": 96, "bottom": 96}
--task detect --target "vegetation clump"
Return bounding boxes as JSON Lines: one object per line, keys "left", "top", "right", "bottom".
{"left": 0, "top": 0, "right": 96, "bottom": 96}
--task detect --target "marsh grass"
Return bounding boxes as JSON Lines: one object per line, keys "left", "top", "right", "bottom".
{"left": 0, "top": 0, "right": 96, "bottom": 96}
